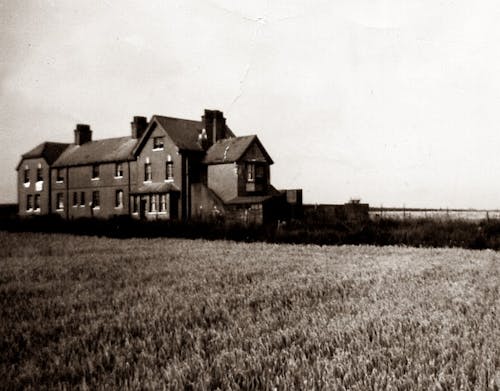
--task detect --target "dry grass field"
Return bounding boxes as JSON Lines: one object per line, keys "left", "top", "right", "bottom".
{"left": 1, "top": 231, "right": 500, "bottom": 390}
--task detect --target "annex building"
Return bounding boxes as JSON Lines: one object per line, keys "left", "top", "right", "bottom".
{"left": 17, "top": 110, "right": 301, "bottom": 225}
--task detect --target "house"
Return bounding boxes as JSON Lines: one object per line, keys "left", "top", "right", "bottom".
{"left": 17, "top": 109, "right": 300, "bottom": 225}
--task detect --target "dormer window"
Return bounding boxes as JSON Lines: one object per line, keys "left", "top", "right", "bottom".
{"left": 115, "top": 163, "right": 123, "bottom": 178}
{"left": 92, "top": 164, "right": 99, "bottom": 180}
{"left": 247, "top": 163, "right": 255, "bottom": 182}
{"left": 153, "top": 137, "right": 164, "bottom": 150}
{"left": 56, "top": 168, "right": 64, "bottom": 182}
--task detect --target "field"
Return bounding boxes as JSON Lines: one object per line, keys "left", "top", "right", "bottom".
{"left": 1, "top": 232, "right": 500, "bottom": 390}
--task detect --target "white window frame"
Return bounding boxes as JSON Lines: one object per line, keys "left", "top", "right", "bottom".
{"left": 115, "top": 190, "right": 124, "bottom": 208}
{"left": 153, "top": 137, "right": 164, "bottom": 151}
{"left": 34, "top": 194, "right": 41, "bottom": 212}
{"left": 91, "top": 164, "right": 100, "bottom": 180}
{"left": 115, "top": 163, "right": 123, "bottom": 178}
{"left": 56, "top": 193, "right": 64, "bottom": 211}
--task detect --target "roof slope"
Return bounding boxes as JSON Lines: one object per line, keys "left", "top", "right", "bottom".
{"left": 17, "top": 142, "right": 70, "bottom": 169}
{"left": 203, "top": 136, "right": 255, "bottom": 164}
{"left": 154, "top": 116, "right": 204, "bottom": 152}
{"left": 53, "top": 137, "right": 138, "bottom": 167}
{"left": 203, "top": 135, "right": 273, "bottom": 164}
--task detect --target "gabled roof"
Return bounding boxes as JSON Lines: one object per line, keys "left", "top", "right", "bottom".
{"left": 133, "top": 115, "right": 236, "bottom": 155}
{"left": 202, "top": 135, "right": 274, "bottom": 165}
{"left": 16, "top": 142, "right": 70, "bottom": 170}
{"left": 133, "top": 116, "right": 205, "bottom": 155}
{"left": 154, "top": 116, "right": 205, "bottom": 151}
{"left": 53, "top": 137, "right": 138, "bottom": 167}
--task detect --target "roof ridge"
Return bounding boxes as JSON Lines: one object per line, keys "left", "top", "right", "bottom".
{"left": 153, "top": 114, "right": 201, "bottom": 124}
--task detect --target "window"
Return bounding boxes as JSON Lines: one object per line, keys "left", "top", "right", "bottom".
{"left": 92, "top": 191, "right": 100, "bottom": 208}
{"left": 149, "top": 194, "right": 156, "bottom": 212}
{"left": 34, "top": 195, "right": 40, "bottom": 211}
{"left": 56, "top": 193, "right": 64, "bottom": 210}
{"left": 73, "top": 192, "right": 78, "bottom": 207}
{"left": 36, "top": 167, "right": 43, "bottom": 182}
{"left": 166, "top": 161, "right": 174, "bottom": 181}
{"left": 26, "top": 195, "right": 33, "bottom": 211}
{"left": 23, "top": 167, "right": 30, "bottom": 184}
{"left": 256, "top": 165, "right": 265, "bottom": 180}
{"left": 115, "top": 163, "right": 123, "bottom": 178}
{"left": 80, "top": 192, "right": 85, "bottom": 207}
{"left": 115, "top": 190, "right": 123, "bottom": 208}
{"left": 132, "top": 196, "right": 139, "bottom": 213}
{"left": 153, "top": 137, "right": 164, "bottom": 150}
{"left": 144, "top": 163, "right": 152, "bottom": 182}
{"left": 247, "top": 163, "right": 255, "bottom": 182}
{"left": 159, "top": 194, "right": 167, "bottom": 212}
{"left": 56, "top": 168, "right": 64, "bottom": 182}
{"left": 92, "top": 164, "right": 100, "bottom": 179}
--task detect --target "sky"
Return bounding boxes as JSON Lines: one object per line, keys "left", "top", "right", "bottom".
{"left": 2, "top": 0, "right": 500, "bottom": 209}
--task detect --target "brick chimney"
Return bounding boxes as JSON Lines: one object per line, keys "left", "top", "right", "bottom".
{"left": 74, "top": 124, "right": 92, "bottom": 145}
{"left": 202, "top": 109, "right": 226, "bottom": 146}
{"left": 131, "top": 116, "right": 148, "bottom": 139}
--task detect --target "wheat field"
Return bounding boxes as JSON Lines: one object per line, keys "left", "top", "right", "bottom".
{"left": 1, "top": 231, "right": 499, "bottom": 390}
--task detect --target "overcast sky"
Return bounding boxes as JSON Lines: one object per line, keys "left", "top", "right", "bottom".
{"left": 2, "top": 0, "right": 500, "bottom": 208}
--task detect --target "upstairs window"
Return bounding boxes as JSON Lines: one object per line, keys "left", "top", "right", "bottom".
{"left": 23, "top": 167, "right": 30, "bottom": 184}
{"left": 92, "top": 191, "right": 100, "bottom": 208}
{"left": 246, "top": 163, "right": 265, "bottom": 183}
{"left": 56, "top": 168, "right": 64, "bottom": 182}
{"left": 115, "top": 190, "right": 123, "bottom": 208}
{"left": 115, "top": 163, "right": 123, "bottom": 178}
{"left": 247, "top": 163, "right": 255, "bottom": 182}
{"left": 92, "top": 164, "right": 100, "bottom": 179}
{"left": 34, "top": 195, "right": 40, "bottom": 211}
{"left": 144, "top": 163, "right": 152, "bottom": 182}
{"left": 166, "top": 159, "right": 174, "bottom": 181}
{"left": 80, "top": 192, "right": 85, "bottom": 207}
{"left": 26, "top": 195, "right": 33, "bottom": 211}
{"left": 256, "top": 165, "right": 265, "bottom": 180}
{"left": 153, "top": 137, "right": 164, "bottom": 150}
{"left": 56, "top": 193, "right": 64, "bottom": 210}
{"left": 36, "top": 166, "right": 43, "bottom": 182}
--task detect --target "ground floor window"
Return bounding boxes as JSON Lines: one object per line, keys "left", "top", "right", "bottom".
{"left": 149, "top": 194, "right": 156, "bottom": 212}
{"left": 92, "top": 191, "right": 100, "bottom": 208}
{"left": 80, "top": 192, "right": 85, "bottom": 207}
{"left": 132, "top": 195, "right": 139, "bottom": 213}
{"left": 56, "top": 193, "right": 64, "bottom": 210}
{"left": 159, "top": 194, "right": 167, "bottom": 212}
{"left": 115, "top": 190, "right": 123, "bottom": 208}
{"left": 34, "top": 195, "right": 40, "bottom": 211}
{"left": 73, "top": 192, "right": 78, "bottom": 207}
{"left": 26, "top": 195, "right": 33, "bottom": 211}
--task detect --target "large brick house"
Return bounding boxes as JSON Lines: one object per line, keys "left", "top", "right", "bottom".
{"left": 17, "top": 109, "right": 301, "bottom": 225}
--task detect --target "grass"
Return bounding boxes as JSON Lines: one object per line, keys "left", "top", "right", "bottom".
{"left": 1, "top": 231, "right": 500, "bottom": 390}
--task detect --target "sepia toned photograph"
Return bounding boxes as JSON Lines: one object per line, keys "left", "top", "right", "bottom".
{"left": 1, "top": 1, "right": 500, "bottom": 389}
